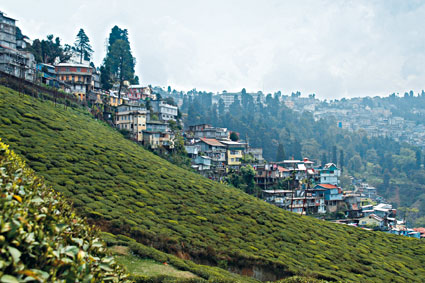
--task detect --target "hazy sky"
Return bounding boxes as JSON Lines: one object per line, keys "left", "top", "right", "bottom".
{"left": 3, "top": 0, "right": 425, "bottom": 98}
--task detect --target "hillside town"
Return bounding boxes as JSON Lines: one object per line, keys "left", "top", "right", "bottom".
{"left": 1, "top": 10, "right": 424, "bottom": 240}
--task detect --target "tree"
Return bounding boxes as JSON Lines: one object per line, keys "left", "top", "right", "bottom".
{"left": 240, "top": 165, "right": 256, "bottom": 195}
{"left": 73, "top": 28, "right": 93, "bottom": 63}
{"left": 100, "top": 26, "right": 136, "bottom": 92}
{"left": 416, "top": 150, "right": 422, "bottom": 167}
{"left": 105, "top": 39, "right": 135, "bottom": 99}
{"left": 332, "top": 145, "right": 338, "bottom": 164}
{"left": 321, "top": 152, "right": 327, "bottom": 167}
{"left": 230, "top": 132, "right": 239, "bottom": 141}
{"left": 339, "top": 150, "right": 344, "bottom": 172}
{"left": 276, "top": 143, "right": 285, "bottom": 161}
{"left": 29, "top": 35, "right": 71, "bottom": 64}
{"left": 383, "top": 169, "right": 390, "bottom": 188}
{"left": 218, "top": 98, "right": 225, "bottom": 115}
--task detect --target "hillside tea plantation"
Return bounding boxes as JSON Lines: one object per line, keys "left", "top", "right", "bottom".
{"left": 1, "top": 85, "right": 425, "bottom": 282}
{"left": 0, "top": 140, "right": 127, "bottom": 282}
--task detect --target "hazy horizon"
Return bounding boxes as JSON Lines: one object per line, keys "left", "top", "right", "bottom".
{"left": 4, "top": 0, "right": 425, "bottom": 99}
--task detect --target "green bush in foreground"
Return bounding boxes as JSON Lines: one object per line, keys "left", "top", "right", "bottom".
{"left": 0, "top": 140, "right": 128, "bottom": 282}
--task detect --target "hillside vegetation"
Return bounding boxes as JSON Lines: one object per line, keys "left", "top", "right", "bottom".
{"left": 1, "top": 85, "right": 425, "bottom": 282}
{"left": 0, "top": 140, "right": 127, "bottom": 282}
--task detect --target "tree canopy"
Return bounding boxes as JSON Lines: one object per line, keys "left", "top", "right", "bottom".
{"left": 100, "top": 26, "right": 136, "bottom": 94}
{"left": 73, "top": 28, "right": 93, "bottom": 63}
{"left": 29, "top": 35, "right": 72, "bottom": 64}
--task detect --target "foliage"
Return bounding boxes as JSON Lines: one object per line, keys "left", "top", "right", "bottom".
{"left": 100, "top": 26, "right": 136, "bottom": 92}
{"left": 229, "top": 132, "right": 239, "bottom": 141}
{"left": 276, "top": 143, "right": 285, "bottom": 162}
{"left": 0, "top": 140, "right": 128, "bottom": 282}
{"left": 28, "top": 35, "right": 72, "bottom": 64}
{"left": 73, "top": 28, "right": 93, "bottom": 63}
{"left": 1, "top": 86, "right": 425, "bottom": 282}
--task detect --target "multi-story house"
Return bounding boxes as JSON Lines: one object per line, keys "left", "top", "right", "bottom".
{"left": 319, "top": 163, "right": 340, "bottom": 185}
{"left": 144, "top": 121, "right": 174, "bottom": 149}
{"left": 220, "top": 140, "right": 247, "bottom": 169}
{"left": 128, "top": 85, "right": 153, "bottom": 101}
{"left": 247, "top": 147, "right": 264, "bottom": 162}
{"left": 151, "top": 100, "right": 178, "bottom": 121}
{"left": 188, "top": 124, "right": 229, "bottom": 140}
{"left": 115, "top": 104, "right": 147, "bottom": 142}
{"left": 56, "top": 63, "right": 93, "bottom": 100}
{"left": 0, "top": 11, "right": 35, "bottom": 81}
{"left": 313, "top": 184, "right": 343, "bottom": 213}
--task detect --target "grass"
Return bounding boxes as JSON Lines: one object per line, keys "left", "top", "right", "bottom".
{"left": 1, "top": 84, "right": 425, "bottom": 282}
{"left": 117, "top": 256, "right": 198, "bottom": 278}
{"left": 111, "top": 246, "right": 199, "bottom": 279}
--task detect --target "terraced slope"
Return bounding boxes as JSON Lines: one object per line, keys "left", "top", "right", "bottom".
{"left": 1, "top": 85, "right": 425, "bottom": 282}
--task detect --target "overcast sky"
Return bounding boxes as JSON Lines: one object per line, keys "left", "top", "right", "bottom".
{"left": 3, "top": 0, "right": 425, "bottom": 99}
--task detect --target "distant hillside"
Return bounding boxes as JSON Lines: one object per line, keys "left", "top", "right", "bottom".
{"left": 1, "top": 85, "right": 425, "bottom": 282}
{"left": 0, "top": 140, "right": 127, "bottom": 282}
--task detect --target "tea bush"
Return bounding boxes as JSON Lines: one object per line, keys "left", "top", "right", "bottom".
{"left": 0, "top": 140, "right": 128, "bottom": 282}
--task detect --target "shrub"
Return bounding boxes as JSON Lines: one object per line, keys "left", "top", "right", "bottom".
{"left": 0, "top": 141, "right": 129, "bottom": 282}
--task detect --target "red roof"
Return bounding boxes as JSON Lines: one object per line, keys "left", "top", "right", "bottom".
{"left": 414, "top": 228, "right": 425, "bottom": 234}
{"left": 278, "top": 166, "right": 289, "bottom": 172}
{"left": 199, "top": 138, "right": 224, "bottom": 147}
{"left": 317, "top": 184, "right": 338, "bottom": 189}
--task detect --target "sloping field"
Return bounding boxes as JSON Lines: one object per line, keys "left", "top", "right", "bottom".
{"left": 1, "top": 85, "right": 425, "bottom": 282}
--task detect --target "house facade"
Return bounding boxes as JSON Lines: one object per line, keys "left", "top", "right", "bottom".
{"left": 319, "top": 163, "right": 340, "bottom": 185}
{"left": 128, "top": 85, "right": 153, "bottom": 101}
{"left": 151, "top": 100, "right": 178, "bottom": 121}
{"left": 115, "top": 105, "right": 147, "bottom": 142}
{"left": 0, "top": 12, "right": 35, "bottom": 81}
{"left": 56, "top": 63, "right": 93, "bottom": 100}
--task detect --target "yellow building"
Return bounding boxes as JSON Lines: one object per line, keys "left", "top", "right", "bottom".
{"left": 220, "top": 140, "right": 247, "bottom": 168}
{"left": 358, "top": 214, "right": 384, "bottom": 228}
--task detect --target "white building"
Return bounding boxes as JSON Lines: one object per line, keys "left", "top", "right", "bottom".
{"left": 151, "top": 100, "right": 178, "bottom": 121}
{"left": 319, "top": 163, "right": 340, "bottom": 186}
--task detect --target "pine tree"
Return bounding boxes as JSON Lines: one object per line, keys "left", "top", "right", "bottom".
{"left": 416, "top": 150, "right": 422, "bottom": 167}
{"left": 339, "top": 150, "right": 344, "bottom": 172}
{"left": 276, "top": 143, "right": 285, "bottom": 162}
{"left": 74, "top": 29, "right": 93, "bottom": 63}
{"left": 321, "top": 152, "right": 327, "bottom": 167}
{"left": 100, "top": 26, "right": 136, "bottom": 92}
{"left": 332, "top": 145, "right": 338, "bottom": 164}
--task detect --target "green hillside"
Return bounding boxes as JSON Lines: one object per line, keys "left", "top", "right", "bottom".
{"left": 0, "top": 141, "right": 127, "bottom": 282}
{"left": 1, "top": 85, "right": 425, "bottom": 282}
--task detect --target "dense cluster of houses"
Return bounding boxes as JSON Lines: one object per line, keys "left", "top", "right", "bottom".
{"left": 114, "top": 102, "right": 177, "bottom": 149}
{"left": 183, "top": 124, "right": 264, "bottom": 178}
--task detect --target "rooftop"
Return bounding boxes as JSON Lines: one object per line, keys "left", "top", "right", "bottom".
{"left": 199, "top": 138, "right": 225, "bottom": 147}
{"left": 316, "top": 184, "right": 338, "bottom": 189}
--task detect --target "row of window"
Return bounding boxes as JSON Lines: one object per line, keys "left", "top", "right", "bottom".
{"left": 58, "top": 67, "right": 89, "bottom": 73}
{"left": 118, "top": 114, "right": 146, "bottom": 121}
{"left": 60, "top": 75, "right": 90, "bottom": 83}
